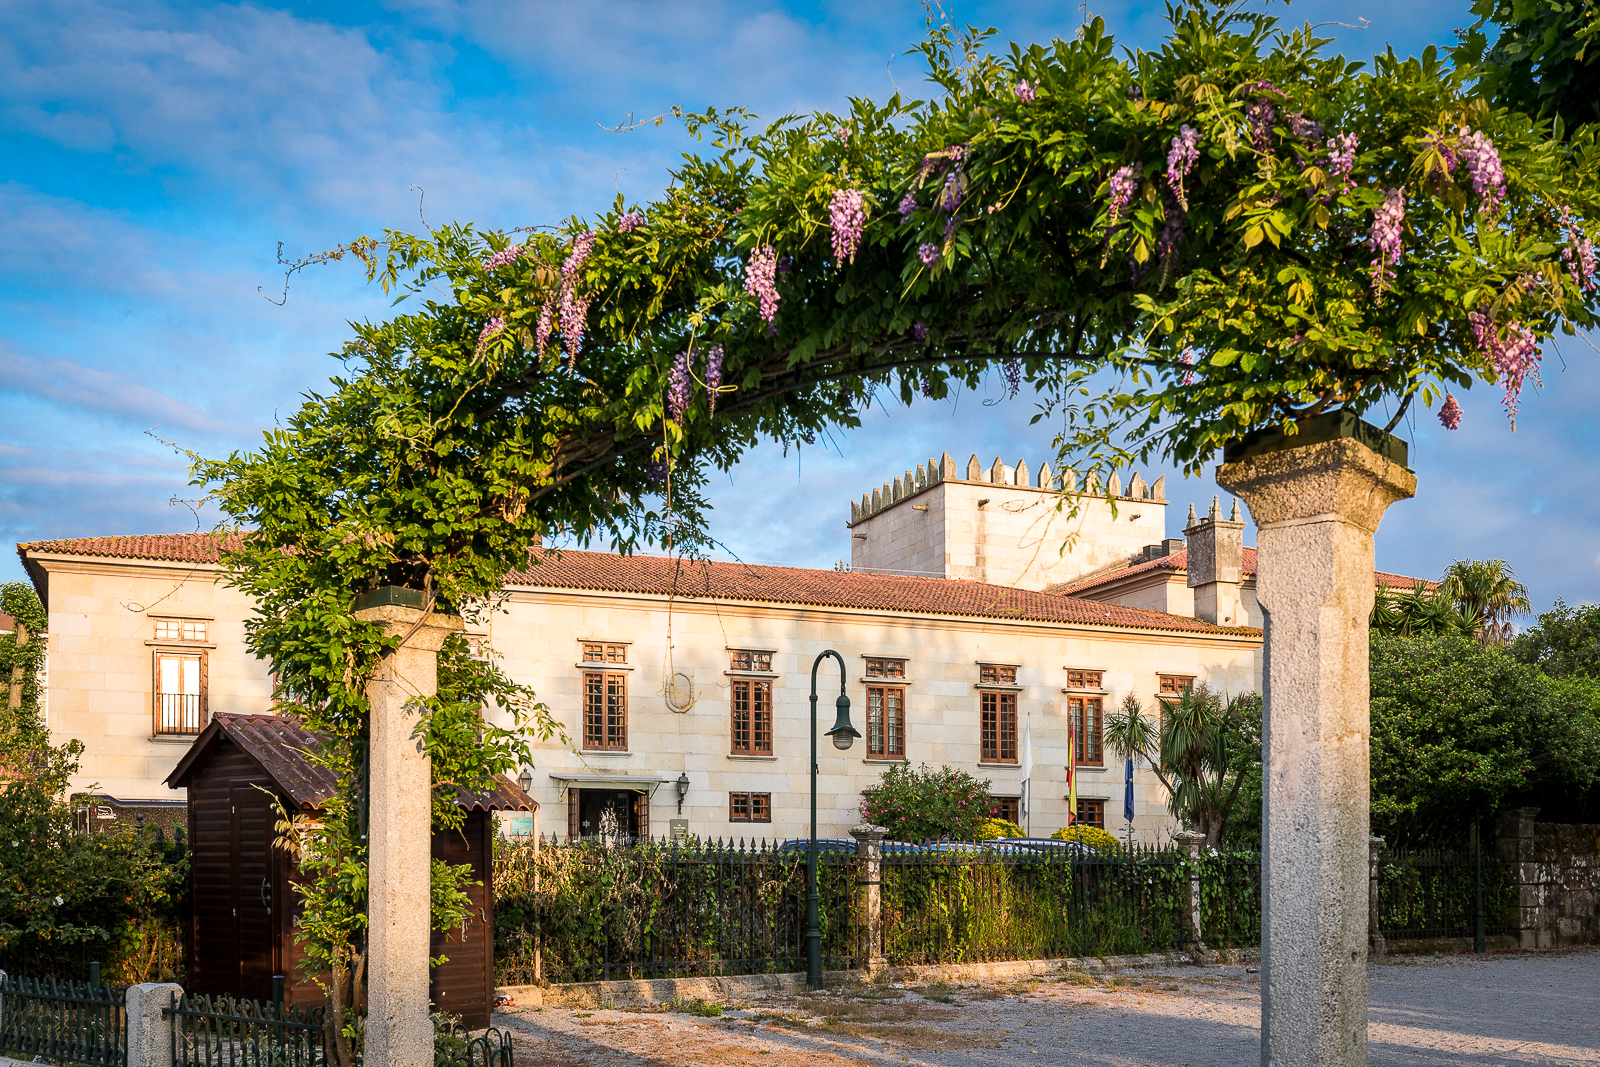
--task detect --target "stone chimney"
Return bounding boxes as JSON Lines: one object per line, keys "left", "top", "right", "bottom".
{"left": 1184, "top": 495, "right": 1246, "bottom": 626}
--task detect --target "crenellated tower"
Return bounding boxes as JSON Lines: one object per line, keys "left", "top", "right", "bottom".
{"left": 846, "top": 451, "right": 1169, "bottom": 590}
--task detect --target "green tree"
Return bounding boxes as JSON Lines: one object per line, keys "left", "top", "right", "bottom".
{"left": 1, "top": 583, "right": 49, "bottom": 748}
{"left": 1440, "top": 558, "right": 1533, "bottom": 645}
{"left": 1510, "top": 598, "right": 1600, "bottom": 678}
{"left": 859, "top": 763, "right": 994, "bottom": 842}
{"left": 1457, "top": 0, "right": 1600, "bottom": 132}
{"left": 1369, "top": 632, "right": 1600, "bottom": 844}
{"left": 1106, "top": 687, "right": 1259, "bottom": 846}
{"left": 1370, "top": 582, "right": 1479, "bottom": 637}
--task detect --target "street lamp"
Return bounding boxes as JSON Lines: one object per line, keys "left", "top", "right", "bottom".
{"left": 516, "top": 767, "right": 533, "bottom": 795}
{"left": 675, "top": 772, "right": 690, "bottom": 814}
{"left": 807, "top": 650, "right": 859, "bottom": 992}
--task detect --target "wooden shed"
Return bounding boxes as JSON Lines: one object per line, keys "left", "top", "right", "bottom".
{"left": 166, "top": 712, "right": 534, "bottom": 1028}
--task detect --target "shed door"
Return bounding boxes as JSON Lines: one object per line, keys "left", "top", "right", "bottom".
{"left": 230, "top": 785, "right": 276, "bottom": 1001}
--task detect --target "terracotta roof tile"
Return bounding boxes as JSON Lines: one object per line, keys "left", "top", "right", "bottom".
{"left": 20, "top": 532, "right": 1258, "bottom": 636}
{"left": 1058, "top": 546, "right": 1433, "bottom": 595}
{"left": 18, "top": 533, "right": 239, "bottom": 564}
{"left": 508, "top": 550, "right": 1256, "bottom": 635}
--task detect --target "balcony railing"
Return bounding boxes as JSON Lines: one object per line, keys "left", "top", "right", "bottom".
{"left": 155, "top": 693, "right": 206, "bottom": 735}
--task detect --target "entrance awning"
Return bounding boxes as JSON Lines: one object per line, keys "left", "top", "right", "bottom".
{"left": 548, "top": 772, "right": 670, "bottom": 797}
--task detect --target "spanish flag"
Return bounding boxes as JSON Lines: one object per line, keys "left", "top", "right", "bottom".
{"left": 1066, "top": 713, "right": 1077, "bottom": 825}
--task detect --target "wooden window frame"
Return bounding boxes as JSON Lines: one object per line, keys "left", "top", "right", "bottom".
{"left": 979, "top": 663, "right": 1018, "bottom": 685}
{"left": 728, "top": 792, "right": 772, "bottom": 823}
{"left": 980, "top": 690, "right": 1018, "bottom": 763}
{"left": 729, "top": 650, "right": 774, "bottom": 672}
{"left": 1068, "top": 695, "right": 1105, "bottom": 767}
{"left": 1158, "top": 674, "right": 1196, "bottom": 699}
{"left": 582, "top": 670, "right": 628, "bottom": 751}
{"left": 863, "top": 657, "right": 906, "bottom": 680}
{"left": 992, "top": 796, "right": 1020, "bottom": 824}
{"left": 1065, "top": 668, "right": 1104, "bottom": 690}
{"left": 153, "top": 649, "right": 208, "bottom": 735}
{"left": 865, "top": 685, "right": 906, "bottom": 759}
{"left": 581, "top": 642, "right": 629, "bottom": 665}
{"left": 729, "top": 678, "right": 774, "bottom": 755}
{"left": 1075, "top": 798, "right": 1107, "bottom": 829}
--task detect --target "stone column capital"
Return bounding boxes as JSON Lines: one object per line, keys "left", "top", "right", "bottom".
{"left": 1217, "top": 437, "right": 1417, "bottom": 534}
{"left": 850, "top": 823, "right": 890, "bottom": 844}
{"left": 1173, "top": 829, "right": 1206, "bottom": 850}
{"left": 355, "top": 603, "right": 465, "bottom": 653}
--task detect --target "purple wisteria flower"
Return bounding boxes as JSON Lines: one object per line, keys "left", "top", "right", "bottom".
{"left": 668, "top": 349, "right": 692, "bottom": 423}
{"left": 618, "top": 210, "right": 646, "bottom": 233}
{"left": 475, "top": 317, "right": 506, "bottom": 358}
{"left": 1470, "top": 311, "right": 1541, "bottom": 424}
{"left": 744, "top": 246, "right": 780, "bottom": 323}
{"left": 559, "top": 286, "right": 589, "bottom": 369}
{"left": 919, "top": 242, "right": 939, "bottom": 266}
{"left": 829, "top": 189, "right": 867, "bottom": 266}
{"left": 1247, "top": 99, "right": 1276, "bottom": 152}
{"left": 1438, "top": 395, "right": 1462, "bottom": 430}
{"left": 1177, "top": 348, "right": 1203, "bottom": 385}
{"left": 938, "top": 170, "right": 966, "bottom": 214}
{"left": 1562, "top": 209, "right": 1598, "bottom": 292}
{"left": 482, "top": 246, "right": 524, "bottom": 270}
{"left": 536, "top": 304, "right": 553, "bottom": 355}
{"left": 1013, "top": 80, "right": 1036, "bottom": 102}
{"left": 1461, "top": 130, "right": 1506, "bottom": 217}
{"left": 1368, "top": 187, "right": 1406, "bottom": 295}
{"left": 898, "top": 192, "right": 918, "bottom": 221}
{"left": 705, "top": 344, "right": 725, "bottom": 413}
{"left": 1288, "top": 112, "right": 1324, "bottom": 141}
{"left": 1166, "top": 125, "right": 1201, "bottom": 211}
{"left": 1107, "top": 165, "right": 1140, "bottom": 230}
{"left": 1324, "top": 133, "right": 1358, "bottom": 196}
{"left": 912, "top": 321, "right": 928, "bottom": 342}
{"left": 1002, "top": 359, "right": 1022, "bottom": 399}
{"left": 563, "top": 232, "right": 596, "bottom": 277}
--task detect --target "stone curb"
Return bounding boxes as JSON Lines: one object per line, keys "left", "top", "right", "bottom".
{"left": 496, "top": 947, "right": 1262, "bottom": 1008}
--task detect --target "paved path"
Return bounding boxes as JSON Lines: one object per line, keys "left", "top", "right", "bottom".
{"left": 496, "top": 949, "right": 1600, "bottom": 1066}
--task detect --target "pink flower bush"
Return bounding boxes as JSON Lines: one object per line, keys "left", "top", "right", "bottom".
{"left": 829, "top": 189, "right": 867, "bottom": 266}
{"left": 744, "top": 246, "right": 780, "bottom": 323}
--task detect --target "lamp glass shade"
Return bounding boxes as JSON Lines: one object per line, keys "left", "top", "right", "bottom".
{"left": 676, "top": 772, "right": 690, "bottom": 798}
{"left": 825, "top": 692, "right": 860, "bottom": 750}
{"left": 516, "top": 768, "right": 533, "bottom": 793}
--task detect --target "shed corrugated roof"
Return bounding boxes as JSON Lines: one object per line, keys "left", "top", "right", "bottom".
{"left": 167, "top": 712, "right": 534, "bottom": 811}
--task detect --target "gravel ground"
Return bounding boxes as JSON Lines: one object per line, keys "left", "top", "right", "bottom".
{"left": 494, "top": 948, "right": 1600, "bottom": 1066}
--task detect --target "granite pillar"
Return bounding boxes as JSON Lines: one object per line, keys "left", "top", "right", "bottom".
{"left": 355, "top": 597, "right": 463, "bottom": 1067}
{"left": 1217, "top": 419, "right": 1416, "bottom": 1067}
{"left": 850, "top": 824, "right": 890, "bottom": 979}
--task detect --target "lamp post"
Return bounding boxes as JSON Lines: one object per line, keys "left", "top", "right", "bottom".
{"left": 808, "top": 650, "right": 859, "bottom": 992}
{"left": 675, "top": 772, "right": 690, "bottom": 815}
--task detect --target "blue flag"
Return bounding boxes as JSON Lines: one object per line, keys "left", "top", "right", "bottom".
{"left": 1124, "top": 757, "right": 1135, "bottom": 825}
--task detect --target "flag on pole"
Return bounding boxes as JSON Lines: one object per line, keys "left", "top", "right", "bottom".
{"left": 1065, "top": 714, "right": 1077, "bottom": 825}
{"left": 1124, "top": 757, "right": 1135, "bottom": 825}
{"left": 1019, "top": 717, "right": 1033, "bottom": 835}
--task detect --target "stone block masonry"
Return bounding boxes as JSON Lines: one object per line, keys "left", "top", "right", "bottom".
{"left": 1497, "top": 808, "right": 1600, "bottom": 948}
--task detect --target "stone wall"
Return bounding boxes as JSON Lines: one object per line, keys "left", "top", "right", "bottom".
{"left": 1496, "top": 808, "right": 1600, "bottom": 948}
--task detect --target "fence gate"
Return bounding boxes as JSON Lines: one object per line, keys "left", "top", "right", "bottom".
{"left": 169, "top": 992, "right": 325, "bottom": 1067}
{"left": 0, "top": 973, "right": 126, "bottom": 1067}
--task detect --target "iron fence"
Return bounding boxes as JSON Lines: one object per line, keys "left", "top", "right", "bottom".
{"left": 169, "top": 992, "right": 325, "bottom": 1067}
{"left": 0, "top": 971, "right": 126, "bottom": 1067}
{"left": 495, "top": 836, "right": 859, "bottom": 983}
{"left": 1376, "top": 845, "right": 1514, "bottom": 942}
{"left": 435, "top": 1026, "right": 514, "bottom": 1067}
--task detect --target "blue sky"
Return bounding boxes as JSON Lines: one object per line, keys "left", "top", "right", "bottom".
{"left": 2, "top": 0, "right": 1596, "bottom": 615}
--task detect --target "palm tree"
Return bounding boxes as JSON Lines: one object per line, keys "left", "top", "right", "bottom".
{"left": 1370, "top": 583, "right": 1478, "bottom": 638}
{"left": 1105, "top": 685, "right": 1258, "bottom": 846}
{"left": 1440, "top": 559, "right": 1532, "bottom": 644}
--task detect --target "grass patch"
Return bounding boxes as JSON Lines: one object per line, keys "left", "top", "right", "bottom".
{"left": 671, "top": 997, "right": 723, "bottom": 1017}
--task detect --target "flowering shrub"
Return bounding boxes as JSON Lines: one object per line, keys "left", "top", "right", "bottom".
{"left": 975, "top": 818, "right": 1025, "bottom": 840}
{"left": 859, "top": 763, "right": 993, "bottom": 842}
{"left": 1050, "top": 824, "right": 1122, "bottom": 852}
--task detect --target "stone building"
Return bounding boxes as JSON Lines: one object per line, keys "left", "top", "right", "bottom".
{"left": 16, "top": 450, "right": 1388, "bottom": 844}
